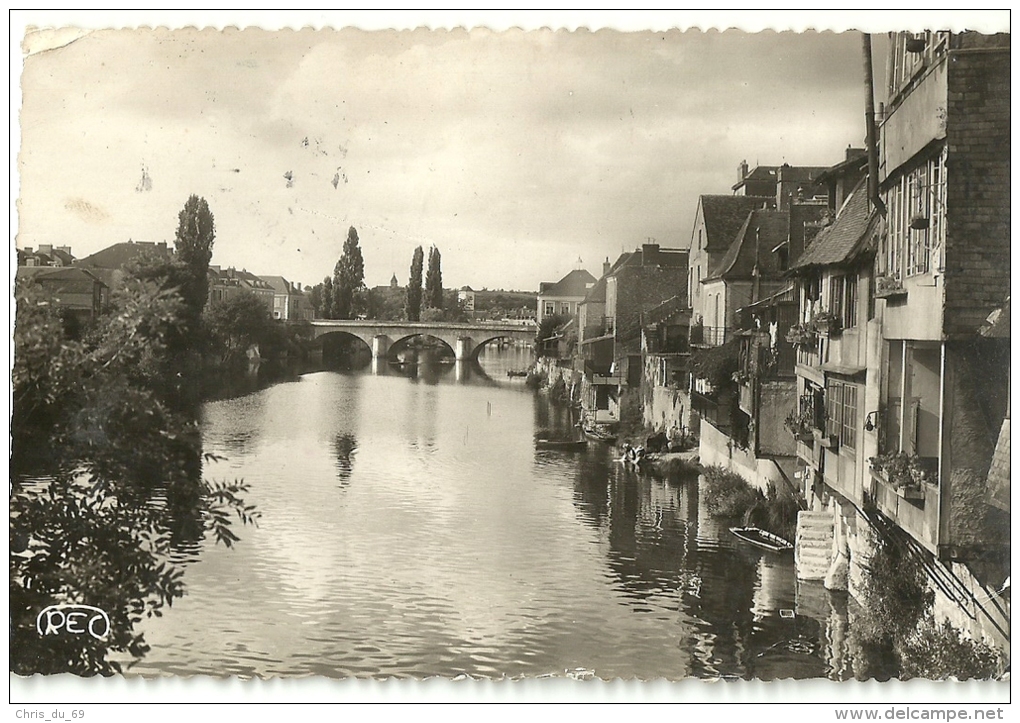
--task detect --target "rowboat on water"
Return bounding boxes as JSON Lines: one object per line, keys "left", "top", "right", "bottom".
{"left": 729, "top": 526, "right": 794, "bottom": 553}
{"left": 536, "top": 439, "right": 588, "bottom": 452}
{"left": 582, "top": 426, "right": 618, "bottom": 445}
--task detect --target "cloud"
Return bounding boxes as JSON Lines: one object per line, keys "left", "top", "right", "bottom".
{"left": 19, "top": 26, "right": 872, "bottom": 290}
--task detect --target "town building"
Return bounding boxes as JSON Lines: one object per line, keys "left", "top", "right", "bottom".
{"left": 15, "top": 266, "right": 109, "bottom": 331}
{"left": 259, "top": 275, "right": 313, "bottom": 322}
{"left": 576, "top": 244, "right": 688, "bottom": 429}
{"left": 207, "top": 266, "right": 276, "bottom": 308}
{"left": 537, "top": 268, "right": 597, "bottom": 324}
{"left": 783, "top": 32, "right": 1010, "bottom": 653}
{"left": 17, "top": 244, "right": 75, "bottom": 267}
{"left": 457, "top": 286, "right": 476, "bottom": 312}
{"left": 868, "top": 30, "right": 1010, "bottom": 647}
{"left": 76, "top": 240, "right": 175, "bottom": 290}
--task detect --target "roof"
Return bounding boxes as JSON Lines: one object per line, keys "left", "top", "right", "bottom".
{"left": 258, "top": 275, "right": 294, "bottom": 294}
{"left": 643, "top": 295, "right": 690, "bottom": 326}
{"left": 738, "top": 284, "right": 796, "bottom": 313}
{"left": 814, "top": 151, "right": 868, "bottom": 184}
{"left": 732, "top": 164, "right": 828, "bottom": 192}
{"left": 537, "top": 268, "right": 597, "bottom": 298}
{"left": 707, "top": 209, "right": 790, "bottom": 281}
{"left": 77, "top": 241, "right": 173, "bottom": 269}
{"left": 698, "top": 195, "right": 772, "bottom": 251}
{"left": 790, "top": 178, "right": 877, "bottom": 271}
{"left": 16, "top": 266, "right": 107, "bottom": 294}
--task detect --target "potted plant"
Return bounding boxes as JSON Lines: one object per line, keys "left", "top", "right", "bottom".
{"left": 870, "top": 451, "right": 931, "bottom": 499}
{"left": 811, "top": 310, "right": 843, "bottom": 337}
{"left": 874, "top": 274, "right": 907, "bottom": 299}
{"left": 784, "top": 408, "right": 815, "bottom": 443}
{"left": 785, "top": 323, "right": 817, "bottom": 347}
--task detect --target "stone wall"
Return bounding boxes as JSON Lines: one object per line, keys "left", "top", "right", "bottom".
{"left": 944, "top": 43, "right": 1011, "bottom": 338}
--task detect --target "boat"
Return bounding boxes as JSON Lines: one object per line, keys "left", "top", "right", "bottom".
{"left": 536, "top": 439, "right": 588, "bottom": 452}
{"left": 582, "top": 426, "right": 618, "bottom": 444}
{"left": 729, "top": 527, "right": 794, "bottom": 553}
{"left": 507, "top": 370, "right": 528, "bottom": 378}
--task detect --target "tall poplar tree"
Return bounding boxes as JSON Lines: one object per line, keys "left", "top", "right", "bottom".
{"left": 173, "top": 195, "right": 215, "bottom": 321}
{"left": 321, "top": 276, "right": 335, "bottom": 320}
{"left": 425, "top": 246, "right": 443, "bottom": 310}
{"left": 333, "top": 226, "right": 365, "bottom": 320}
{"left": 406, "top": 246, "right": 424, "bottom": 321}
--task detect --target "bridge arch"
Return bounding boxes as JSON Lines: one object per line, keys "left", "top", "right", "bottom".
{"left": 315, "top": 329, "right": 374, "bottom": 362}
{"left": 387, "top": 333, "right": 457, "bottom": 362}
{"left": 459, "top": 334, "right": 521, "bottom": 361}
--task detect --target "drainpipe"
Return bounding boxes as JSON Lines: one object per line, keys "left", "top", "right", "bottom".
{"left": 862, "top": 33, "right": 887, "bottom": 216}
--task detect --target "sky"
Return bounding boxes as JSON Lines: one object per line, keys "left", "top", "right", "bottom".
{"left": 13, "top": 11, "right": 1009, "bottom": 292}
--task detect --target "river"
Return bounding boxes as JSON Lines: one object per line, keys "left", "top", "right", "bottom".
{"left": 121, "top": 347, "right": 853, "bottom": 680}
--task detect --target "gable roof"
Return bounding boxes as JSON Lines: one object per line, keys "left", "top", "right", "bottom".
{"left": 707, "top": 209, "right": 790, "bottom": 281}
{"left": 791, "top": 178, "right": 877, "bottom": 271}
{"left": 77, "top": 241, "right": 173, "bottom": 269}
{"left": 698, "top": 195, "right": 772, "bottom": 251}
{"left": 17, "top": 266, "right": 107, "bottom": 294}
{"left": 258, "top": 275, "right": 295, "bottom": 294}
{"left": 538, "top": 268, "right": 597, "bottom": 298}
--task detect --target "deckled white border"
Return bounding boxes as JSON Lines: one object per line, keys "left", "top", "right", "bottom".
{"left": 8, "top": 8, "right": 1013, "bottom": 714}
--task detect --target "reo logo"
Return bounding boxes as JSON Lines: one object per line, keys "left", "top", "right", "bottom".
{"left": 36, "top": 605, "right": 111, "bottom": 640}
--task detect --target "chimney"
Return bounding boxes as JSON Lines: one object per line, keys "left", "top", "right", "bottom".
{"left": 157, "top": 241, "right": 167, "bottom": 251}
{"left": 57, "top": 245, "right": 71, "bottom": 255}
{"left": 602, "top": 257, "right": 611, "bottom": 276}
{"left": 38, "top": 243, "right": 53, "bottom": 254}
{"left": 23, "top": 246, "right": 32, "bottom": 254}
{"left": 738, "top": 160, "right": 749, "bottom": 183}
{"left": 642, "top": 243, "right": 660, "bottom": 266}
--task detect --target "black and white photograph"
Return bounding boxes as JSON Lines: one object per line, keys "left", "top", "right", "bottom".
{"left": 9, "top": 10, "right": 1011, "bottom": 710}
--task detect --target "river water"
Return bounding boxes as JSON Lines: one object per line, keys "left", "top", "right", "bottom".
{"left": 123, "top": 347, "right": 852, "bottom": 680}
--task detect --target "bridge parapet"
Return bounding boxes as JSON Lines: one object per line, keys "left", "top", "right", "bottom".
{"left": 311, "top": 319, "right": 535, "bottom": 360}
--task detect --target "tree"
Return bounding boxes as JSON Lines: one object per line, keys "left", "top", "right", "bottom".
{"left": 173, "top": 195, "right": 216, "bottom": 321}
{"left": 203, "top": 291, "right": 282, "bottom": 367}
{"left": 308, "top": 283, "right": 323, "bottom": 318}
{"left": 406, "top": 246, "right": 424, "bottom": 321}
{"left": 333, "top": 226, "right": 365, "bottom": 320}
{"left": 321, "top": 276, "right": 335, "bottom": 320}
{"left": 11, "top": 279, "right": 257, "bottom": 675}
{"left": 425, "top": 246, "right": 443, "bottom": 310}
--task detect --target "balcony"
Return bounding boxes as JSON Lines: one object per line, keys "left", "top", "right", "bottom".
{"left": 690, "top": 325, "right": 730, "bottom": 347}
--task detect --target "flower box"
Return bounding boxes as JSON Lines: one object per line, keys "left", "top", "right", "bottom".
{"left": 870, "top": 451, "right": 935, "bottom": 501}
{"left": 874, "top": 275, "right": 908, "bottom": 300}
{"left": 810, "top": 312, "right": 842, "bottom": 338}
{"left": 785, "top": 323, "right": 817, "bottom": 347}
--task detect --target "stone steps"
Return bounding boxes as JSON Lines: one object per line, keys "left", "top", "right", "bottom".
{"left": 795, "top": 510, "right": 834, "bottom": 581}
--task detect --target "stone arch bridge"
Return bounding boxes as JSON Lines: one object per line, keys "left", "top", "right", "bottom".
{"left": 310, "top": 320, "right": 536, "bottom": 361}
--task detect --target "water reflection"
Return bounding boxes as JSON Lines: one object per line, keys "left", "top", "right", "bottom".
{"left": 333, "top": 433, "right": 358, "bottom": 486}
{"left": 123, "top": 349, "right": 855, "bottom": 680}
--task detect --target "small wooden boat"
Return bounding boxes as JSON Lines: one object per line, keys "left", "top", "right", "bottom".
{"left": 582, "top": 426, "right": 618, "bottom": 444}
{"left": 729, "top": 527, "right": 794, "bottom": 553}
{"left": 507, "top": 370, "right": 528, "bottom": 378}
{"left": 536, "top": 439, "right": 587, "bottom": 452}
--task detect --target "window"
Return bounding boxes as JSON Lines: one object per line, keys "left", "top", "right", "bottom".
{"left": 560, "top": 302, "right": 570, "bottom": 315}
{"left": 845, "top": 273, "right": 858, "bottom": 329}
{"left": 544, "top": 302, "right": 554, "bottom": 316}
{"left": 885, "top": 147, "right": 947, "bottom": 279}
{"left": 888, "top": 32, "right": 950, "bottom": 101}
{"left": 829, "top": 275, "right": 844, "bottom": 323}
{"left": 826, "top": 380, "right": 859, "bottom": 450}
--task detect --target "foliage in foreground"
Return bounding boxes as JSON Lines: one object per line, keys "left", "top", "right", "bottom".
{"left": 11, "top": 272, "right": 258, "bottom": 676}
{"left": 849, "top": 534, "right": 1004, "bottom": 680}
